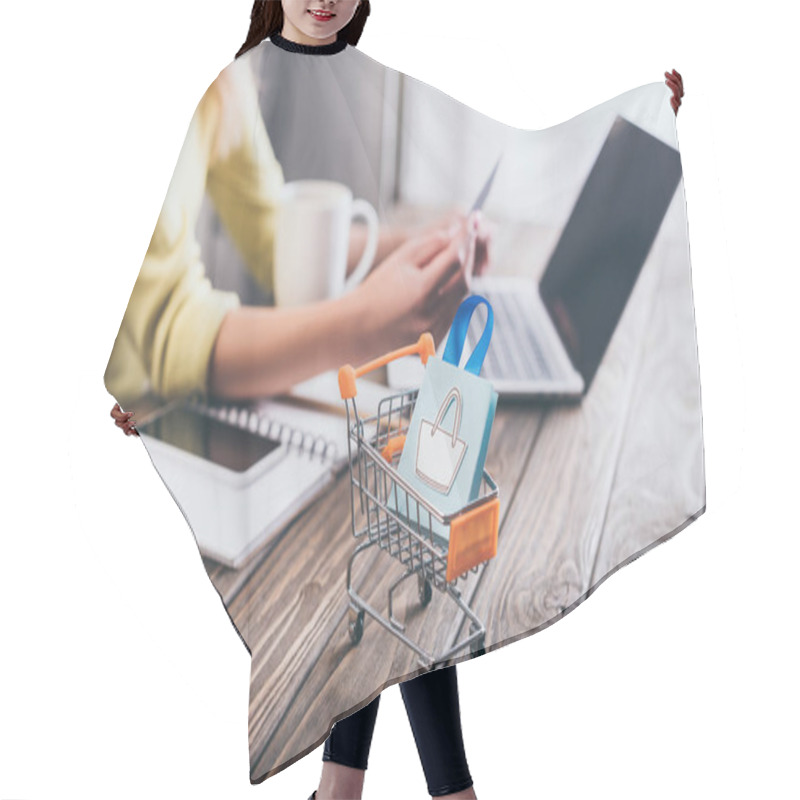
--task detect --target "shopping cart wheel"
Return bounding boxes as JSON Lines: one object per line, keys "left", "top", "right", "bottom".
{"left": 417, "top": 575, "right": 432, "bottom": 607}
{"left": 349, "top": 606, "right": 365, "bottom": 645}
{"left": 469, "top": 623, "right": 485, "bottom": 658}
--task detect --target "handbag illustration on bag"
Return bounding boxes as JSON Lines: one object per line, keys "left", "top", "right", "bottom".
{"left": 388, "top": 294, "right": 499, "bottom": 541}
{"left": 416, "top": 387, "right": 468, "bottom": 494}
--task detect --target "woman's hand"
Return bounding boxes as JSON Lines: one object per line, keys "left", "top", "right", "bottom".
{"left": 353, "top": 229, "right": 472, "bottom": 354}
{"left": 665, "top": 69, "right": 684, "bottom": 115}
{"left": 111, "top": 402, "right": 139, "bottom": 436}
{"left": 418, "top": 208, "right": 495, "bottom": 277}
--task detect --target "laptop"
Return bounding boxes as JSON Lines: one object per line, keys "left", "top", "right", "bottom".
{"left": 388, "top": 116, "right": 683, "bottom": 402}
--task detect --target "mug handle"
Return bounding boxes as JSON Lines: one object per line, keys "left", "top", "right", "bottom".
{"left": 343, "top": 198, "right": 379, "bottom": 293}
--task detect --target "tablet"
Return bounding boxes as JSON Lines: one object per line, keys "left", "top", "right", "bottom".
{"left": 137, "top": 404, "right": 286, "bottom": 481}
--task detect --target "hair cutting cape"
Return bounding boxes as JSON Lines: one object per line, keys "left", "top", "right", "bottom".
{"left": 104, "top": 33, "right": 705, "bottom": 784}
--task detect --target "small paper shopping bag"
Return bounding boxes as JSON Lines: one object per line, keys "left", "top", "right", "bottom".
{"left": 416, "top": 387, "right": 468, "bottom": 494}
{"left": 387, "top": 295, "right": 498, "bottom": 542}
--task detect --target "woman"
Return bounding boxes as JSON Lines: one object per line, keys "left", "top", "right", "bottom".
{"left": 105, "top": 1, "right": 493, "bottom": 423}
{"left": 111, "top": 3, "right": 684, "bottom": 799}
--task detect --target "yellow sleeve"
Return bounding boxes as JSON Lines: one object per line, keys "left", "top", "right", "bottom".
{"left": 103, "top": 76, "right": 242, "bottom": 410}
{"left": 205, "top": 58, "right": 285, "bottom": 297}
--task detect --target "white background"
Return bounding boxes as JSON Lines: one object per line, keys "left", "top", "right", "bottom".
{"left": 1, "top": 1, "right": 797, "bottom": 798}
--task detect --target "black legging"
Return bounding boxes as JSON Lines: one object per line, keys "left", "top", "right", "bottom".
{"left": 322, "top": 664, "right": 473, "bottom": 797}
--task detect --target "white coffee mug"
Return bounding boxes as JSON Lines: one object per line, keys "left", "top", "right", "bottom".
{"left": 274, "top": 180, "right": 379, "bottom": 307}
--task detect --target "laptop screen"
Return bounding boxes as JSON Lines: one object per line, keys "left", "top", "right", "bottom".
{"left": 539, "top": 116, "right": 683, "bottom": 391}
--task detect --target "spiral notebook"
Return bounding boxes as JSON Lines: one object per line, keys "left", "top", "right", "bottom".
{"left": 137, "top": 370, "right": 395, "bottom": 568}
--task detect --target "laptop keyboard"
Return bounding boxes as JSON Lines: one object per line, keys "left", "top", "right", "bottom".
{"left": 465, "top": 288, "right": 553, "bottom": 381}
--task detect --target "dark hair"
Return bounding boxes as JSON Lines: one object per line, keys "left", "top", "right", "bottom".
{"left": 236, "top": 1, "right": 371, "bottom": 59}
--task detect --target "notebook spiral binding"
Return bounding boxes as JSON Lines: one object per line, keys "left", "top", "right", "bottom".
{"left": 185, "top": 397, "right": 339, "bottom": 464}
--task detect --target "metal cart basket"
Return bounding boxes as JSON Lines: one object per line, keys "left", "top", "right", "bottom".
{"left": 338, "top": 333, "right": 500, "bottom": 669}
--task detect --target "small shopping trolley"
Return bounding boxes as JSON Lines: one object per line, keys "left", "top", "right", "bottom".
{"left": 338, "top": 333, "right": 500, "bottom": 669}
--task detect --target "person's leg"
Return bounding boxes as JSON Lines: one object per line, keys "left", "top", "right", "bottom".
{"left": 315, "top": 693, "right": 381, "bottom": 800}
{"left": 400, "top": 664, "right": 476, "bottom": 798}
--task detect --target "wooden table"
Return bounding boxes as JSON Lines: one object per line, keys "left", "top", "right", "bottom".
{"left": 201, "top": 199, "right": 706, "bottom": 782}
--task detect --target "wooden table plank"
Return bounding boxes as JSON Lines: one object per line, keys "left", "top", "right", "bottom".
{"left": 443, "top": 218, "right": 667, "bottom": 653}
{"left": 590, "top": 216, "right": 706, "bottom": 586}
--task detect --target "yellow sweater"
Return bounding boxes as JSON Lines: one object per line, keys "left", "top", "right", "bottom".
{"left": 104, "top": 55, "right": 285, "bottom": 409}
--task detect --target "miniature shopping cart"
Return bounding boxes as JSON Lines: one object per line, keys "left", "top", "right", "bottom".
{"left": 337, "top": 333, "right": 500, "bottom": 669}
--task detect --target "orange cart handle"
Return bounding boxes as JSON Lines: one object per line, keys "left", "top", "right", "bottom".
{"left": 338, "top": 333, "right": 435, "bottom": 400}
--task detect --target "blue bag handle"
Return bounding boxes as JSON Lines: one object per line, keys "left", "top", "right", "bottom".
{"left": 442, "top": 294, "right": 494, "bottom": 376}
